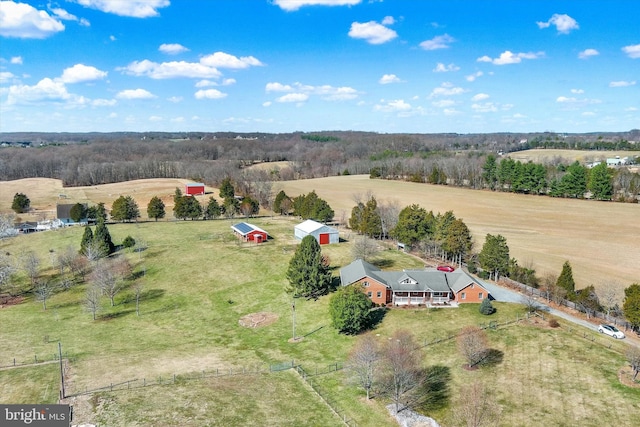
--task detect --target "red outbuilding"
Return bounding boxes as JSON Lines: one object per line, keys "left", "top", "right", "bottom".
{"left": 231, "top": 222, "right": 269, "bottom": 243}
{"left": 185, "top": 183, "right": 205, "bottom": 195}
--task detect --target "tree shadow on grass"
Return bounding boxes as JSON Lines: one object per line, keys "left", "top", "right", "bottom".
{"left": 99, "top": 309, "right": 135, "bottom": 321}
{"left": 479, "top": 348, "right": 504, "bottom": 368}
{"left": 370, "top": 259, "right": 395, "bottom": 269}
{"left": 120, "top": 288, "right": 166, "bottom": 305}
{"left": 365, "top": 307, "right": 387, "bottom": 330}
{"left": 414, "top": 365, "right": 451, "bottom": 412}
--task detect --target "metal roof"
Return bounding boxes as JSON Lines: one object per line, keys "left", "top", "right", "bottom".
{"left": 231, "top": 222, "right": 268, "bottom": 236}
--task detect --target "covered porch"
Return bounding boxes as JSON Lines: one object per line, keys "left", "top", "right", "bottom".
{"left": 391, "top": 291, "right": 454, "bottom": 306}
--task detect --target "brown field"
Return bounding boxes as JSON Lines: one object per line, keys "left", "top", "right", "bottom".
{"left": 1, "top": 176, "right": 638, "bottom": 298}
{"left": 506, "top": 148, "right": 640, "bottom": 164}
{"left": 276, "top": 175, "right": 640, "bottom": 297}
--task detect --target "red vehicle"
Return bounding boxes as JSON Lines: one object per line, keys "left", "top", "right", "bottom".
{"left": 437, "top": 265, "right": 455, "bottom": 272}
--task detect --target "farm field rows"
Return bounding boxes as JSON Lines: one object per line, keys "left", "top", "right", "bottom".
{"left": 1, "top": 217, "right": 639, "bottom": 425}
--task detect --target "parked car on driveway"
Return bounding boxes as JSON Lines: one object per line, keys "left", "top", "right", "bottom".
{"left": 437, "top": 265, "right": 455, "bottom": 272}
{"left": 598, "top": 324, "right": 625, "bottom": 339}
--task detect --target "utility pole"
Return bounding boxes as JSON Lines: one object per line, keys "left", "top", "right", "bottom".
{"left": 58, "top": 342, "right": 65, "bottom": 400}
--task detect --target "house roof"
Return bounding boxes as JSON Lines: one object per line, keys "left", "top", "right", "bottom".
{"left": 231, "top": 222, "right": 267, "bottom": 236}
{"left": 340, "top": 259, "right": 488, "bottom": 295}
{"left": 186, "top": 183, "right": 205, "bottom": 187}
{"left": 295, "top": 219, "right": 338, "bottom": 234}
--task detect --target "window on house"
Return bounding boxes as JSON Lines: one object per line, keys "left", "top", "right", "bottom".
{"left": 363, "top": 281, "right": 369, "bottom": 287}
{"left": 479, "top": 292, "right": 483, "bottom": 299}
{"left": 377, "top": 291, "right": 382, "bottom": 298}
{"left": 367, "top": 292, "right": 372, "bottom": 297}
{"left": 461, "top": 292, "right": 466, "bottom": 300}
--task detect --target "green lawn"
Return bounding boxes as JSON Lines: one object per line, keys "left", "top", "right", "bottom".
{"left": 1, "top": 217, "right": 639, "bottom": 426}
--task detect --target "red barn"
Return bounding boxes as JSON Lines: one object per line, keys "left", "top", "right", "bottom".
{"left": 231, "top": 222, "right": 269, "bottom": 243}
{"left": 185, "top": 183, "right": 205, "bottom": 195}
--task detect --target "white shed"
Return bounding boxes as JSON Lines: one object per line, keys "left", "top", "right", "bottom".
{"left": 294, "top": 219, "right": 339, "bottom": 244}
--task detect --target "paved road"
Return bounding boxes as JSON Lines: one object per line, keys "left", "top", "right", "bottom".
{"left": 479, "top": 278, "right": 640, "bottom": 348}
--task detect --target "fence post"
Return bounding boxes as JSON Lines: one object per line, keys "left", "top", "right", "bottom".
{"left": 143, "top": 378, "right": 146, "bottom": 387}
{"left": 35, "top": 355, "right": 38, "bottom": 363}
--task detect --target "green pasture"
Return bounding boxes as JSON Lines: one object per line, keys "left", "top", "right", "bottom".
{"left": 1, "top": 217, "right": 639, "bottom": 426}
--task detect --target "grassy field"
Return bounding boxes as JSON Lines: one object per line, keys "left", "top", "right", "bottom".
{"left": 505, "top": 149, "right": 640, "bottom": 164}
{"left": 1, "top": 217, "right": 639, "bottom": 425}
{"left": 1, "top": 175, "right": 638, "bottom": 298}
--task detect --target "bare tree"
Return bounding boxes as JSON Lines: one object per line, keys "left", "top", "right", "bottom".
{"left": 33, "top": 280, "right": 55, "bottom": 310}
{"left": 377, "top": 199, "right": 400, "bottom": 240}
{"left": 84, "top": 285, "right": 102, "bottom": 320}
{"left": 21, "top": 251, "right": 41, "bottom": 286}
{"left": 0, "top": 252, "right": 16, "bottom": 294}
{"left": 454, "top": 381, "right": 501, "bottom": 427}
{"left": 457, "top": 326, "right": 489, "bottom": 369}
{"left": 379, "top": 330, "right": 424, "bottom": 413}
{"left": 351, "top": 235, "right": 380, "bottom": 262}
{"left": 627, "top": 347, "right": 640, "bottom": 381}
{"left": 599, "top": 284, "right": 621, "bottom": 319}
{"left": 133, "top": 281, "right": 144, "bottom": 317}
{"left": 0, "top": 213, "right": 18, "bottom": 239}
{"left": 346, "top": 334, "right": 380, "bottom": 400}
{"left": 91, "top": 258, "right": 130, "bottom": 307}
{"left": 83, "top": 240, "right": 104, "bottom": 264}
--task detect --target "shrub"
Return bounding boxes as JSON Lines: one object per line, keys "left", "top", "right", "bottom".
{"left": 548, "top": 319, "right": 560, "bottom": 328}
{"left": 479, "top": 298, "right": 496, "bottom": 315}
{"left": 122, "top": 235, "right": 136, "bottom": 249}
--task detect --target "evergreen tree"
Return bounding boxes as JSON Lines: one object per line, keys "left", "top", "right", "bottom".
{"left": 11, "top": 193, "right": 30, "bottom": 213}
{"left": 478, "top": 234, "right": 509, "bottom": 280}
{"left": 390, "top": 204, "right": 435, "bottom": 247}
{"left": 441, "top": 218, "right": 473, "bottom": 264}
{"left": 69, "top": 203, "right": 87, "bottom": 223}
{"left": 94, "top": 220, "right": 115, "bottom": 256}
{"left": 361, "top": 197, "right": 382, "bottom": 238}
{"left": 183, "top": 196, "right": 203, "bottom": 220}
{"left": 556, "top": 261, "right": 576, "bottom": 296}
{"left": 286, "top": 235, "right": 332, "bottom": 299}
{"left": 240, "top": 196, "right": 260, "bottom": 218}
{"left": 479, "top": 298, "right": 495, "bottom": 315}
{"left": 349, "top": 202, "right": 365, "bottom": 232}
{"left": 588, "top": 162, "right": 613, "bottom": 200}
{"left": 560, "top": 161, "right": 588, "bottom": 198}
{"left": 173, "top": 188, "right": 187, "bottom": 220}
{"left": 87, "top": 202, "right": 108, "bottom": 223}
{"left": 273, "top": 190, "right": 291, "bottom": 215}
{"left": 147, "top": 196, "right": 166, "bottom": 221}
{"left": 80, "top": 225, "right": 94, "bottom": 255}
{"left": 623, "top": 284, "right": 640, "bottom": 329}
{"left": 222, "top": 197, "right": 240, "bottom": 218}
{"left": 482, "top": 154, "right": 498, "bottom": 190}
{"left": 111, "top": 195, "right": 139, "bottom": 222}
{"left": 329, "top": 285, "right": 373, "bottom": 334}
{"left": 203, "top": 197, "right": 221, "bottom": 220}
{"left": 219, "top": 178, "right": 235, "bottom": 200}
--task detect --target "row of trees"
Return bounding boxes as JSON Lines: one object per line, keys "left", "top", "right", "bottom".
{"left": 274, "top": 190, "right": 334, "bottom": 223}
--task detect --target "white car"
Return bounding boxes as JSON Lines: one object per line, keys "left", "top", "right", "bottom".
{"left": 598, "top": 324, "right": 625, "bottom": 339}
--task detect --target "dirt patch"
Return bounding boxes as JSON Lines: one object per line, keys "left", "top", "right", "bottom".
{"left": 0, "top": 294, "right": 24, "bottom": 308}
{"left": 238, "top": 312, "right": 278, "bottom": 328}
{"left": 618, "top": 367, "right": 640, "bottom": 388}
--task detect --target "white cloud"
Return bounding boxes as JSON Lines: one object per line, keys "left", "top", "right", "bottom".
{"left": 265, "top": 81, "right": 358, "bottom": 101}
{"left": 116, "top": 88, "right": 156, "bottom": 99}
{"left": 200, "top": 52, "right": 263, "bottom": 69}
{"left": 556, "top": 96, "right": 601, "bottom": 107}
{"left": 59, "top": 64, "right": 107, "bottom": 83}
{"left": 622, "top": 44, "right": 640, "bottom": 59}
{"left": 471, "top": 102, "right": 498, "bottom": 113}
{"left": 0, "top": 71, "right": 16, "bottom": 83}
{"left": 194, "top": 89, "right": 227, "bottom": 99}
{"left": 578, "top": 48, "right": 599, "bottom": 59}
{"left": 6, "top": 78, "right": 71, "bottom": 105}
{"left": 466, "top": 71, "right": 483, "bottom": 82}
{"left": 273, "top": 0, "right": 361, "bottom": 11}
{"left": 571, "top": 88, "right": 584, "bottom": 94}
{"left": 159, "top": 43, "right": 189, "bottom": 55}
{"left": 50, "top": 6, "right": 90, "bottom": 26}
{"left": 419, "top": 34, "right": 454, "bottom": 50}
{"left": 609, "top": 80, "right": 636, "bottom": 87}
{"left": 537, "top": 13, "right": 579, "bottom": 34}
{"left": 91, "top": 98, "right": 116, "bottom": 107}
{"left": 222, "top": 78, "right": 236, "bottom": 86}
{"left": 265, "top": 82, "right": 294, "bottom": 92}
{"left": 10, "top": 56, "right": 23, "bottom": 64}
{"left": 72, "top": 0, "right": 170, "bottom": 18}
{"left": 429, "top": 82, "right": 465, "bottom": 98}
{"left": 262, "top": 101, "right": 272, "bottom": 107}
{"left": 195, "top": 79, "right": 216, "bottom": 88}
{"left": 443, "top": 108, "right": 461, "bottom": 116}
{"left": 374, "top": 99, "right": 412, "bottom": 113}
{"left": 431, "top": 99, "right": 456, "bottom": 108}
{"left": 433, "top": 63, "right": 459, "bottom": 72}
{"left": 471, "top": 93, "right": 490, "bottom": 102}
{"left": 381, "top": 16, "right": 395, "bottom": 25}
{"left": 276, "top": 93, "right": 309, "bottom": 103}
{"left": 149, "top": 115, "right": 163, "bottom": 122}
{"left": 477, "top": 50, "right": 544, "bottom": 65}
{"left": 348, "top": 21, "right": 397, "bottom": 45}
{"left": 0, "top": 1, "right": 65, "bottom": 38}
{"left": 167, "top": 96, "right": 183, "bottom": 103}
{"left": 119, "top": 59, "right": 221, "bottom": 79}
{"left": 379, "top": 74, "right": 401, "bottom": 84}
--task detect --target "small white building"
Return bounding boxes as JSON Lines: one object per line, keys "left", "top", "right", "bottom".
{"left": 294, "top": 219, "right": 339, "bottom": 245}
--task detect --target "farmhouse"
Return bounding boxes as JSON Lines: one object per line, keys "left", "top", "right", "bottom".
{"left": 185, "top": 183, "right": 205, "bottom": 195}
{"left": 294, "top": 219, "right": 339, "bottom": 245}
{"left": 56, "top": 203, "right": 87, "bottom": 225}
{"left": 340, "top": 259, "right": 490, "bottom": 306}
{"left": 231, "top": 222, "right": 268, "bottom": 243}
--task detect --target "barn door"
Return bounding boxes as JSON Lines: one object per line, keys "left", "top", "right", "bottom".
{"left": 319, "top": 233, "right": 329, "bottom": 245}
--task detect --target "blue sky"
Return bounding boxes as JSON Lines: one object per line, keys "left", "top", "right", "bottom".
{"left": 1, "top": 0, "right": 638, "bottom": 134}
